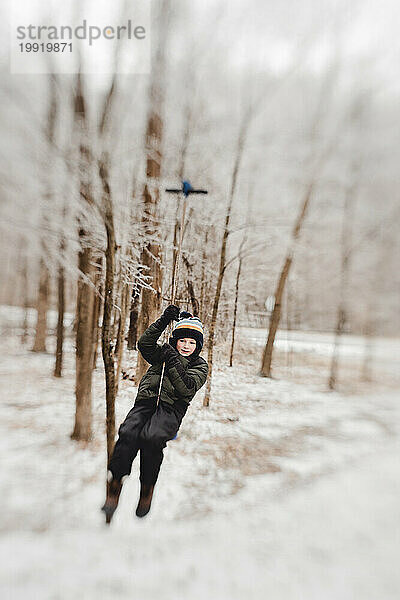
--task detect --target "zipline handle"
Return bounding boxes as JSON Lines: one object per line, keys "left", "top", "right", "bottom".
{"left": 166, "top": 180, "right": 208, "bottom": 198}
{"left": 165, "top": 189, "right": 208, "bottom": 195}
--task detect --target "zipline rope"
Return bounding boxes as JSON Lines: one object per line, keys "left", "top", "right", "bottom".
{"left": 156, "top": 196, "right": 188, "bottom": 405}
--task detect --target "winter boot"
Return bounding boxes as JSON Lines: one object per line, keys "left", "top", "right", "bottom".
{"left": 101, "top": 472, "right": 123, "bottom": 524}
{"left": 135, "top": 482, "right": 154, "bottom": 518}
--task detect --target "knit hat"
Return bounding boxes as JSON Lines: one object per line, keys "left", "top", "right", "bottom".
{"left": 170, "top": 314, "right": 204, "bottom": 354}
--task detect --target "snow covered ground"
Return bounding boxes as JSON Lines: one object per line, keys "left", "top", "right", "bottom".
{"left": 0, "top": 308, "right": 399, "bottom": 599}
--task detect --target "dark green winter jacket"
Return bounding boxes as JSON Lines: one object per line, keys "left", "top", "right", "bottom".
{"left": 137, "top": 319, "right": 208, "bottom": 405}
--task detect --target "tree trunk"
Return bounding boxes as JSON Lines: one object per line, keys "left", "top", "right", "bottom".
{"left": 328, "top": 186, "right": 355, "bottom": 390}
{"left": 21, "top": 253, "right": 29, "bottom": 345}
{"left": 260, "top": 255, "right": 292, "bottom": 377}
{"left": 91, "top": 293, "right": 101, "bottom": 371}
{"left": 53, "top": 262, "right": 65, "bottom": 377}
{"left": 127, "top": 288, "right": 140, "bottom": 350}
{"left": 136, "top": 239, "right": 163, "bottom": 383}
{"left": 285, "top": 276, "right": 293, "bottom": 371}
{"left": 32, "top": 257, "right": 50, "bottom": 353}
{"left": 91, "top": 256, "right": 103, "bottom": 371}
{"left": 170, "top": 101, "right": 192, "bottom": 300}
{"left": 102, "top": 221, "right": 117, "bottom": 459}
{"left": 115, "top": 284, "right": 130, "bottom": 397}
{"left": 135, "top": 110, "right": 164, "bottom": 383}
{"left": 361, "top": 313, "right": 374, "bottom": 383}
{"left": 229, "top": 255, "right": 242, "bottom": 367}
{"left": 260, "top": 62, "right": 342, "bottom": 377}
{"left": 183, "top": 254, "right": 199, "bottom": 316}
{"left": 33, "top": 75, "right": 58, "bottom": 353}
{"left": 54, "top": 197, "right": 68, "bottom": 377}
{"left": 71, "top": 244, "right": 95, "bottom": 442}
{"left": 203, "top": 252, "right": 226, "bottom": 407}
{"left": 187, "top": 279, "right": 199, "bottom": 316}
{"left": 135, "top": 1, "right": 169, "bottom": 382}
{"left": 260, "top": 182, "right": 314, "bottom": 377}
{"left": 203, "top": 114, "right": 248, "bottom": 406}
{"left": 111, "top": 251, "right": 123, "bottom": 343}
{"left": 228, "top": 200, "right": 250, "bottom": 368}
{"left": 328, "top": 307, "right": 346, "bottom": 390}
{"left": 71, "top": 72, "right": 95, "bottom": 442}
{"left": 360, "top": 228, "right": 386, "bottom": 384}
{"left": 199, "top": 229, "right": 209, "bottom": 318}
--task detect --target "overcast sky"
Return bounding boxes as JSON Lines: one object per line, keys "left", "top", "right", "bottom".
{"left": 1, "top": 0, "right": 399, "bottom": 89}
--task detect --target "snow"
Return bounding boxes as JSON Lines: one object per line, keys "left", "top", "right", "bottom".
{"left": 242, "top": 325, "right": 400, "bottom": 363}
{"left": 0, "top": 308, "right": 399, "bottom": 599}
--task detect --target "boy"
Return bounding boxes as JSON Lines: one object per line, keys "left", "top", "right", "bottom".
{"left": 102, "top": 305, "right": 208, "bottom": 523}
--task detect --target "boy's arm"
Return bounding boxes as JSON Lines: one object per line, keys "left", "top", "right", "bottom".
{"left": 137, "top": 319, "right": 165, "bottom": 365}
{"left": 137, "top": 305, "right": 180, "bottom": 365}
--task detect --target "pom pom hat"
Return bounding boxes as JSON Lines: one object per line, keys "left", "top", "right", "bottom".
{"left": 170, "top": 315, "right": 204, "bottom": 354}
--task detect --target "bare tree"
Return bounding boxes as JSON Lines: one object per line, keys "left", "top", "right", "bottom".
{"left": 183, "top": 254, "right": 199, "bottom": 316}
{"left": 260, "top": 180, "right": 315, "bottom": 377}
{"left": 99, "top": 151, "right": 117, "bottom": 460}
{"left": 199, "top": 229, "right": 209, "bottom": 318}
{"left": 203, "top": 109, "right": 250, "bottom": 406}
{"left": 170, "top": 102, "right": 193, "bottom": 298}
{"left": 53, "top": 248, "right": 65, "bottom": 377}
{"left": 229, "top": 187, "right": 253, "bottom": 366}
{"left": 32, "top": 76, "right": 58, "bottom": 353}
{"left": 135, "top": 1, "right": 170, "bottom": 382}
{"left": 21, "top": 246, "right": 29, "bottom": 345}
{"left": 54, "top": 200, "right": 67, "bottom": 377}
{"left": 328, "top": 173, "right": 357, "bottom": 390}
{"left": 127, "top": 287, "right": 140, "bottom": 350}
{"left": 115, "top": 283, "right": 130, "bottom": 395}
{"left": 97, "top": 72, "right": 120, "bottom": 462}
{"left": 135, "top": 112, "right": 164, "bottom": 383}
{"left": 229, "top": 233, "right": 247, "bottom": 367}
{"left": 31, "top": 257, "right": 50, "bottom": 353}
{"left": 71, "top": 73, "right": 96, "bottom": 443}
{"left": 260, "top": 62, "right": 339, "bottom": 378}
{"left": 91, "top": 256, "right": 103, "bottom": 371}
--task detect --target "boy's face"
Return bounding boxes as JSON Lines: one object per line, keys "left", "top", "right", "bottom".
{"left": 176, "top": 338, "right": 197, "bottom": 357}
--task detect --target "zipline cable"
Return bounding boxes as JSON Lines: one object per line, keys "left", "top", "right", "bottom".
{"left": 156, "top": 194, "right": 188, "bottom": 405}
{"left": 155, "top": 179, "right": 209, "bottom": 405}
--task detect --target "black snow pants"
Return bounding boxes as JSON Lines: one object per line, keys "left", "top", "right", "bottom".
{"left": 108, "top": 396, "right": 188, "bottom": 485}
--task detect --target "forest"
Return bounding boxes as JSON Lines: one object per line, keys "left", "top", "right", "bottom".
{"left": 0, "top": 1, "right": 399, "bottom": 598}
